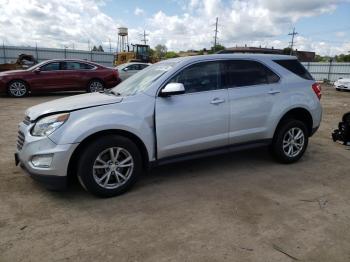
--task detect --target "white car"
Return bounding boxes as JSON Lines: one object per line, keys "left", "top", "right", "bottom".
{"left": 116, "top": 62, "right": 151, "bottom": 81}
{"left": 334, "top": 78, "right": 350, "bottom": 91}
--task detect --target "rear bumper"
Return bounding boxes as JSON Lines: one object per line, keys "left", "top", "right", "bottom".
{"left": 106, "top": 79, "right": 121, "bottom": 88}
{"left": 310, "top": 125, "right": 320, "bottom": 136}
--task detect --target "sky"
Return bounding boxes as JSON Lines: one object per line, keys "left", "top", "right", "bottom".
{"left": 0, "top": 0, "right": 349, "bottom": 56}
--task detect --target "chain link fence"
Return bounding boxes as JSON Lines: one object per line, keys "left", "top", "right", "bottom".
{"left": 1, "top": 45, "right": 115, "bottom": 67}
{"left": 302, "top": 62, "right": 350, "bottom": 82}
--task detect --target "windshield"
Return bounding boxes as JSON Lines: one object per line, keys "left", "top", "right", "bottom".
{"left": 112, "top": 62, "right": 176, "bottom": 96}
{"left": 26, "top": 60, "right": 48, "bottom": 71}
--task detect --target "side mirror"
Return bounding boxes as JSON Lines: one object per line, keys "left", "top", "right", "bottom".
{"left": 34, "top": 68, "right": 41, "bottom": 73}
{"left": 160, "top": 83, "right": 185, "bottom": 97}
{"left": 123, "top": 67, "right": 128, "bottom": 71}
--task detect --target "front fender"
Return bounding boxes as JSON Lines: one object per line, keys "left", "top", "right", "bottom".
{"left": 49, "top": 94, "right": 156, "bottom": 161}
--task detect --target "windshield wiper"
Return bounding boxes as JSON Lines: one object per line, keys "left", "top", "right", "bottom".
{"left": 111, "top": 90, "right": 121, "bottom": 96}
{"left": 101, "top": 89, "right": 121, "bottom": 96}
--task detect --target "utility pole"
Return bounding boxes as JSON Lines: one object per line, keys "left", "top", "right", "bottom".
{"left": 109, "top": 38, "right": 112, "bottom": 52}
{"left": 213, "top": 17, "right": 219, "bottom": 52}
{"left": 139, "top": 30, "right": 149, "bottom": 45}
{"left": 88, "top": 40, "right": 90, "bottom": 51}
{"left": 288, "top": 27, "right": 298, "bottom": 55}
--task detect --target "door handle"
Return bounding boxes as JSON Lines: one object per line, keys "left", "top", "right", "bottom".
{"left": 210, "top": 98, "right": 225, "bottom": 105}
{"left": 268, "top": 90, "right": 281, "bottom": 95}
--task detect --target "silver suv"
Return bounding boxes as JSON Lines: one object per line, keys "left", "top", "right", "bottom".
{"left": 15, "top": 54, "right": 322, "bottom": 197}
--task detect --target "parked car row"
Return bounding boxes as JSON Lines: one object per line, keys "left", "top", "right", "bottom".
{"left": 0, "top": 59, "right": 151, "bottom": 97}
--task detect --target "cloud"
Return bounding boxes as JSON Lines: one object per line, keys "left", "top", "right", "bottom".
{"left": 134, "top": 7, "right": 145, "bottom": 16}
{"left": 335, "top": 31, "right": 346, "bottom": 37}
{"left": 0, "top": 0, "right": 120, "bottom": 50}
{"left": 0, "top": 0, "right": 348, "bottom": 56}
{"left": 146, "top": 0, "right": 348, "bottom": 55}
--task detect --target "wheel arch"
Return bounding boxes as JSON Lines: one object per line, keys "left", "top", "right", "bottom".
{"left": 67, "top": 129, "right": 149, "bottom": 183}
{"left": 88, "top": 77, "right": 105, "bottom": 86}
{"left": 274, "top": 107, "right": 313, "bottom": 137}
{"left": 7, "top": 79, "right": 31, "bottom": 91}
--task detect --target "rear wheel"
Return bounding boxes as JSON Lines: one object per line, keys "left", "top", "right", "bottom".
{"left": 270, "top": 120, "right": 309, "bottom": 163}
{"left": 77, "top": 135, "right": 142, "bottom": 197}
{"left": 8, "top": 80, "right": 28, "bottom": 97}
{"left": 87, "top": 79, "right": 104, "bottom": 92}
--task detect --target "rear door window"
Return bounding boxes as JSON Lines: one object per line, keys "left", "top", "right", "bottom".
{"left": 274, "top": 59, "right": 313, "bottom": 80}
{"left": 65, "top": 62, "right": 81, "bottom": 70}
{"left": 40, "top": 62, "right": 60, "bottom": 71}
{"left": 221, "top": 60, "right": 280, "bottom": 88}
{"left": 79, "top": 63, "right": 94, "bottom": 69}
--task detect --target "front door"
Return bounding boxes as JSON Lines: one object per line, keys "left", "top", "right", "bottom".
{"left": 30, "top": 61, "right": 65, "bottom": 91}
{"left": 155, "top": 61, "right": 229, "bottom": 159}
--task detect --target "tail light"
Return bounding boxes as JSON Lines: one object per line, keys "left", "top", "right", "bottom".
{"left": 312, "top": 83, "right": 322, "bottom": 100}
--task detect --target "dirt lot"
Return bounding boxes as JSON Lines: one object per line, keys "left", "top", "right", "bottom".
{"left": 0, "top": 85, "right": 350, "bottom": 262}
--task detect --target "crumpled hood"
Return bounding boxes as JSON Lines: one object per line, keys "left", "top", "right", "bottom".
{"left": 26, "top": 92, "right": 123, "bottom": 121}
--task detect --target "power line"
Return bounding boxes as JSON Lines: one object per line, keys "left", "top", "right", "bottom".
{"left": 288, "top": 27, "right": 298, "bottom": 55}
{"left": 139, "top": 30, "right": 149, "bottom": 45}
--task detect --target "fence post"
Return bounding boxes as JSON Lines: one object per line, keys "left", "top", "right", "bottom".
{"left": 327, "top": 59, "right": 333, "bottom": 82}
{"left": 35, "top": 43, "right": 39, "bottom": 62}
{"left": 2, "top": 42, "right": 6, "bottom": 63}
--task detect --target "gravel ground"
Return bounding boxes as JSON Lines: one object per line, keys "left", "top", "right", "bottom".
{"left": 0, "top": 85, "right": 350, "bottom": 262}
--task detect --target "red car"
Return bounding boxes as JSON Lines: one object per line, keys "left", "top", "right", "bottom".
{"left": 0, "top": 59, "right": 121, "bottom": 97}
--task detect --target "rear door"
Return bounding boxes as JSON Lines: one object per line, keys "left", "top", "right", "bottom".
{"left": 61, "top": 61, "right": 86, "bottom": 90}
{"left": 155, "top": 61, "right": 230, "bottom": 159}
{"left": 223, "top": 60, "right": 281, "bottom": 144}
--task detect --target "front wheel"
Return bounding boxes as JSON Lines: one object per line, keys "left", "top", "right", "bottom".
{"left": 8, "top": 80, "right": 28, "bottom": 97}
{"left": 87, "top": 79, "right": 104, "bottom": 93}
{"left": 77, "top": 135, "right": 142, "bottom": 197}
{"left": 270, "top": 120, "right": 309, "bottom": 163}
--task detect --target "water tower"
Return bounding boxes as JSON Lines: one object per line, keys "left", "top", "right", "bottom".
{"left": 117, "top": 27, "right": 129, "bottom": 52}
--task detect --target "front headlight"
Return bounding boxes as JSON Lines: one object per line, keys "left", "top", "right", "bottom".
{"left": 31, "top": 113, "right": 70, "bottom": 137}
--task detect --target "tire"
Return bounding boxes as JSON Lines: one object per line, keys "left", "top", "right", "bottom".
{"left": 87, "top": 79, "right": 104, "bottom": 93}
{"left": 77, "top": 135, "right": 142, "bottom": 197}
{"left": 7, "top": 80, "right": 29, "bottom": 97}
{"left": 336, "top": 88, "right": 341, "bottom": 91}
{"left": 270, "top": 119, "right": 309, "bottom": 164}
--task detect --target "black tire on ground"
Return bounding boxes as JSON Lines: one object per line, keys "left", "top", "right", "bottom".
{"left": 77, "top": 135, "right": 142, "bottom": 197}
{"left": 7, "top": 80, "right": 29, "bottom": 97}
{"left": 87, "top": 79, "right": 105, "bottom": 93}
{"left": 336, "top": 88, "right": 341, "bottom": 91}
{"left": 270, "top": 119, "right": 309, "bottom": 164}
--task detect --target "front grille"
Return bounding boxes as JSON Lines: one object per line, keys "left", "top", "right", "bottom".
{"left": 23, "top": 116, "right": 31, "bottom": 125}
{"left": 17, "top": 130, "right": 25, "bottom": 151}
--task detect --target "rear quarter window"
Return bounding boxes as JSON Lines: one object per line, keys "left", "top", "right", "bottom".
{"left": 274, "top": 59, "right": 313, "bottom": 80}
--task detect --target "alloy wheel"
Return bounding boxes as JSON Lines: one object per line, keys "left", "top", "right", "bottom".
{"left": 9, "top": 82, "right": 27, "bottom": 97}
{"left": 89, "top": 81, "right": 103, "bottom": 92}
{"left": 282, "top": 127, "right": 305, "bottom": 158}
{"left": 92, "top": 147, "right": 134, "bottom": 189}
